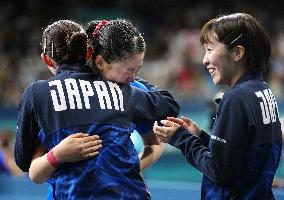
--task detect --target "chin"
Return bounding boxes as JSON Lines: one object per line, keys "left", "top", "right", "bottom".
{"left": 212, "top": 78, "right": 219, "bottom": 85}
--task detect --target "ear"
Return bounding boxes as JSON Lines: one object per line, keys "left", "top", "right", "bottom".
{"left": 86, "top": 47, "right": 93, "bottom": 60}
{"left": 41, "top": 53, "right": 54, "bottom": 67}
{"left": 233, "top": 45, "right": 245, "bottom": 62}
{"left": 95, "top": 55, "right": 107, "bottom": 71}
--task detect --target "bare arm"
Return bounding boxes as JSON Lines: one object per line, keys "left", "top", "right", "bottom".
{"left": 139, "top": 131, "right": 163, "bottom": 171}
{"left": 29, "top": 133, "right": 102, "bottom": 184}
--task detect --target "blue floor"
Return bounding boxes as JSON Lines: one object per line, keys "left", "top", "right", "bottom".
{"left": 1, "top": 174, "right": 284, "bottom": 200}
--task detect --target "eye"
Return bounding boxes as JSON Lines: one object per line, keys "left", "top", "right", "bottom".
{"left": 127, "top": 65, "right": 142, "bottom": 73}
{"left": 206, "top": 46, "right": 213, "bottom": 51}
{"left": 127, "top": 68, "right": 136, "bottom": 73}
{"left": 136, "top": 65, "right": 142, "bottom": 72}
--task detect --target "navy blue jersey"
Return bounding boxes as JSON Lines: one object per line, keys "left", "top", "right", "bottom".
{"left": 169, "top": 72, "right": 282, "bottom": 199}
{"left": 0, "top": 151, "right": 9, "bottom": 174}
{"left": 130, "top": 79, "right": 153, "bottom": 134}
{"left": 14, "top": 63, "right": 179, "bottom": 200}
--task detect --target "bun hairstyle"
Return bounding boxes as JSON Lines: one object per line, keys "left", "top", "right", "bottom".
{"left": 42, "top": 20, "right": 88, "bottom": 65}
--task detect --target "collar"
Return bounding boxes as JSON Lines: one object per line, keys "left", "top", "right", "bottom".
{"left": 56, "top": 63, "right": 93, "bottom": 75}
{"left": 233, "top": 71, "right": 264, "bottom": 88}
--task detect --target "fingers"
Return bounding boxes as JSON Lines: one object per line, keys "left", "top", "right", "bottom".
{"left": 153, "top": 121, "right": 169, "bottom": 134}
{"left": 180, "top": 116, "right": 191, "bottom": 125}
{"left": 82, "top": 143, "right": 102, "bottom": 157}
{"left": 73, "top": 134, "right": 102, "bottom": 158}
{"left": 81, "top": 134, "right": 100, "bottom": 143}
{"left": 69, "top": 132, "right": 89, "bottom": 138}
{"left": 167, "top": 117, "right": 185, "bottom": 126}
{"left": 160, "top": 119, "right": 180, "bottom": 128}
{"left": 153, "top": 121, "right": 171, "bottom": 143}
{"left": 84, "top": 139, "right": 102, "bottom": 149}
{"left": 84, "top": 151, "right": 100, "bottom": 158}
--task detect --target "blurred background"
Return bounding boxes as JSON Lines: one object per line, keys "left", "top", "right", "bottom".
{"left": 0, "top": 0, "right": 284, "bottom": 199}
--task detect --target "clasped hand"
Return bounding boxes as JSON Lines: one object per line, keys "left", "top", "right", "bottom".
{"left": 153, "top": 116, "right": 201, "bottom": 143}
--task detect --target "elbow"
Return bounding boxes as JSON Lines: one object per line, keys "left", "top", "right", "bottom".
{"left": 172, "top": 104, "right": 180, "bottom": 117}
{"left": 204, "top": 168, "right": 231, "bottom": 184}
{"left": 29, "top": 163, "right": 47, "bottom": 184}
{"left": 29, "top": 173, "right": 45, "bottom": 184}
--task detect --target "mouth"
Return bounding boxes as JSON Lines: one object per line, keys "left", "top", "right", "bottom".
{"left": 208, "top": 68, "right": 216, "bottom": 76}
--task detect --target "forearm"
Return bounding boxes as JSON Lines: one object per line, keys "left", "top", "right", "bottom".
{"left": 169, "top": 126, "right": 221, "bottom": 182}
{"left": 29, "top": 153, "right": 57, "bottom": 184}
{"left": 139, "top": 143, "right": 163, "bottom": 171}
{"left": 29, "top": 144, "right": 58, "bottom": 184}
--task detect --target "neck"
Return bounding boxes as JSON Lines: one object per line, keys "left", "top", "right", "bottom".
{"left": 230, "top": 67, "right": 246, "bottom": 87}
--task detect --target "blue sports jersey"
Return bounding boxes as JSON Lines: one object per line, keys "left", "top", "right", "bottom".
{"left": 0, "top": 151, "right": 9, "bottom": 173}
{"left": 131, "top": 80, "right": 153, "bottom": 134}
{"left": 169, "top": 72, "right": 282, "bottom": 199}
{"left": 14, "top": 63, "right": 179, "bottom": 200}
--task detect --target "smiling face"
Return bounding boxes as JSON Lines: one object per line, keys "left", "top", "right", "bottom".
{"left": 99, "top": 52, "right": 145, "bottom": 84}
{"left": 202, "top": 36, "right": 242, "bottom": 87}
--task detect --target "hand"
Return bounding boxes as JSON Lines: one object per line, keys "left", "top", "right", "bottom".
{"left": 167, "top": 116, "right": 201, "bottom": 136}
{"left": 153, "top": 120, "right": 180, "bottom": 143}
{"left": 53, "top": 133, "right": 102, "bottom": 163}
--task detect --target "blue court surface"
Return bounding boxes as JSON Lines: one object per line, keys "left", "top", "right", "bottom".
{"left": 0, "top": 174, "right": 284, "bottom": 200}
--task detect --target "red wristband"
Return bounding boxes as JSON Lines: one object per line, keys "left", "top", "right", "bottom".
{"left": 47, "top": 149, "right": 60, "bottom": 168}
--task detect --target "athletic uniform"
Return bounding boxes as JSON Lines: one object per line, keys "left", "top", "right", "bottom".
{"left": 14, "top": 63, "right": 180, "bottom": 200}
{"left": 131, "top": 79, "right": 155, "bottom": 134}
{"left": 169, "top": 72, "right": 282, "bottom": 199}
{"left": 0, "top": 151, "right": 9, "bottom": 174}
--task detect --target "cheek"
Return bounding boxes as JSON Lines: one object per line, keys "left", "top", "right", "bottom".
{"left": 107, "top": 69, "right": 127, "bottom": 82}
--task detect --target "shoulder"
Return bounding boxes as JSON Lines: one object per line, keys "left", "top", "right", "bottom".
{"left": 20, "top": 80, "right": 48, "bottom": 101}
{"left": 222, "top": 87, "right": 246, "bottom": 102}
{"left": 219, "top": 87, "right": 252, "bottom": 112}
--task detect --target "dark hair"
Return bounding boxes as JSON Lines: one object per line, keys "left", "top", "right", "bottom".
{"left": 42, "top": 20, "right": 88, "bottom": 65}
{"left": 85, "top": 19, "right": 146, "bottom": 74}
{"left": 200, "top": 13, "right": 271, "bottom": 73}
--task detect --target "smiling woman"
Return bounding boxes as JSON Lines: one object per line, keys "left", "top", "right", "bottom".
{"left": 153, "top": 12, "right": 282, "bottom": 200}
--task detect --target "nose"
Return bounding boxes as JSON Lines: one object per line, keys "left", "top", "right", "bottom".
{"left": 202, "top": 53, "right": 209, "bottom": 66}
{"left": 128, "top": 72, "right": 136, "bottom": 83}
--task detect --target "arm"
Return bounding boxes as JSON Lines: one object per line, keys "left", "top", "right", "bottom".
{"left": 167, "top": 116, "right": 210, "bottom": 147}
{"left": 130, "top": 80, "right": 164, "bottom": 170}
{"left": 29, "top": 133, "right": 102, "bottom": 184}
{"left": 154, "top": 92, "right": 250, "bottom": 184}
{"left": 133, "top": 77, "right": 180, "bottom": 119}
{"left": 14, "top": 84, "right": 41, "bottom": 172}
{"left": 132, "top": 87, "right": 180, "bottom": 124}
{"left": 139, "top": 131, "right": 163, "bottom": 171}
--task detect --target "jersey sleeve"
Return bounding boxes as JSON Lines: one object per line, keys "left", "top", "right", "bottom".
{"left": 131, "top": 80, "right": 153, "bottom": 134}
{"left": 14, "top": 84, "right": 41, "bottom": 172}
{"left": 132, "top": 86, "right": 180, "bottom": 124}
{"left": 169, "top": 89, "right": 250, "bottom": 184}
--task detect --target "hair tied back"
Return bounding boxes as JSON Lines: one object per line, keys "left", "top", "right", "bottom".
{"left": 92, "top": 20, "right": 108, "bottom": 37}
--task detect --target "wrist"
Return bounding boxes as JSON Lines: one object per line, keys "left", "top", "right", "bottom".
{"left": 195, "top": 129, "right": 202, "bottom": 136}
{"left": 47, "top": 148, "right": 61, "bottom": 168}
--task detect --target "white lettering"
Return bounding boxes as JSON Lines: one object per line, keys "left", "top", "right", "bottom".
{"left": 255, "top": 89, "right": 278, "bottom": 124}
{"left": 211, "top": 135, "right": 226, "bottom": 143}
{"left": 255, "top": 90, "right": 270, "bottom": 124}
{"left": 49, "top": 79, "right": 125, "bottom": 112}
{"left": 49, "top": 80, "right": 67, "bottom": 111}
{"left": 94, "top": 81, "right": 112, "bottom": 110}
{"left": 79, "top": 80, "right": 94, "bottom": 109}
{"left": 65, "top": 79, "right": 82, "bottom": 109}
{"left": 108, "top": 81, "right": 124, "bottom": 111}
